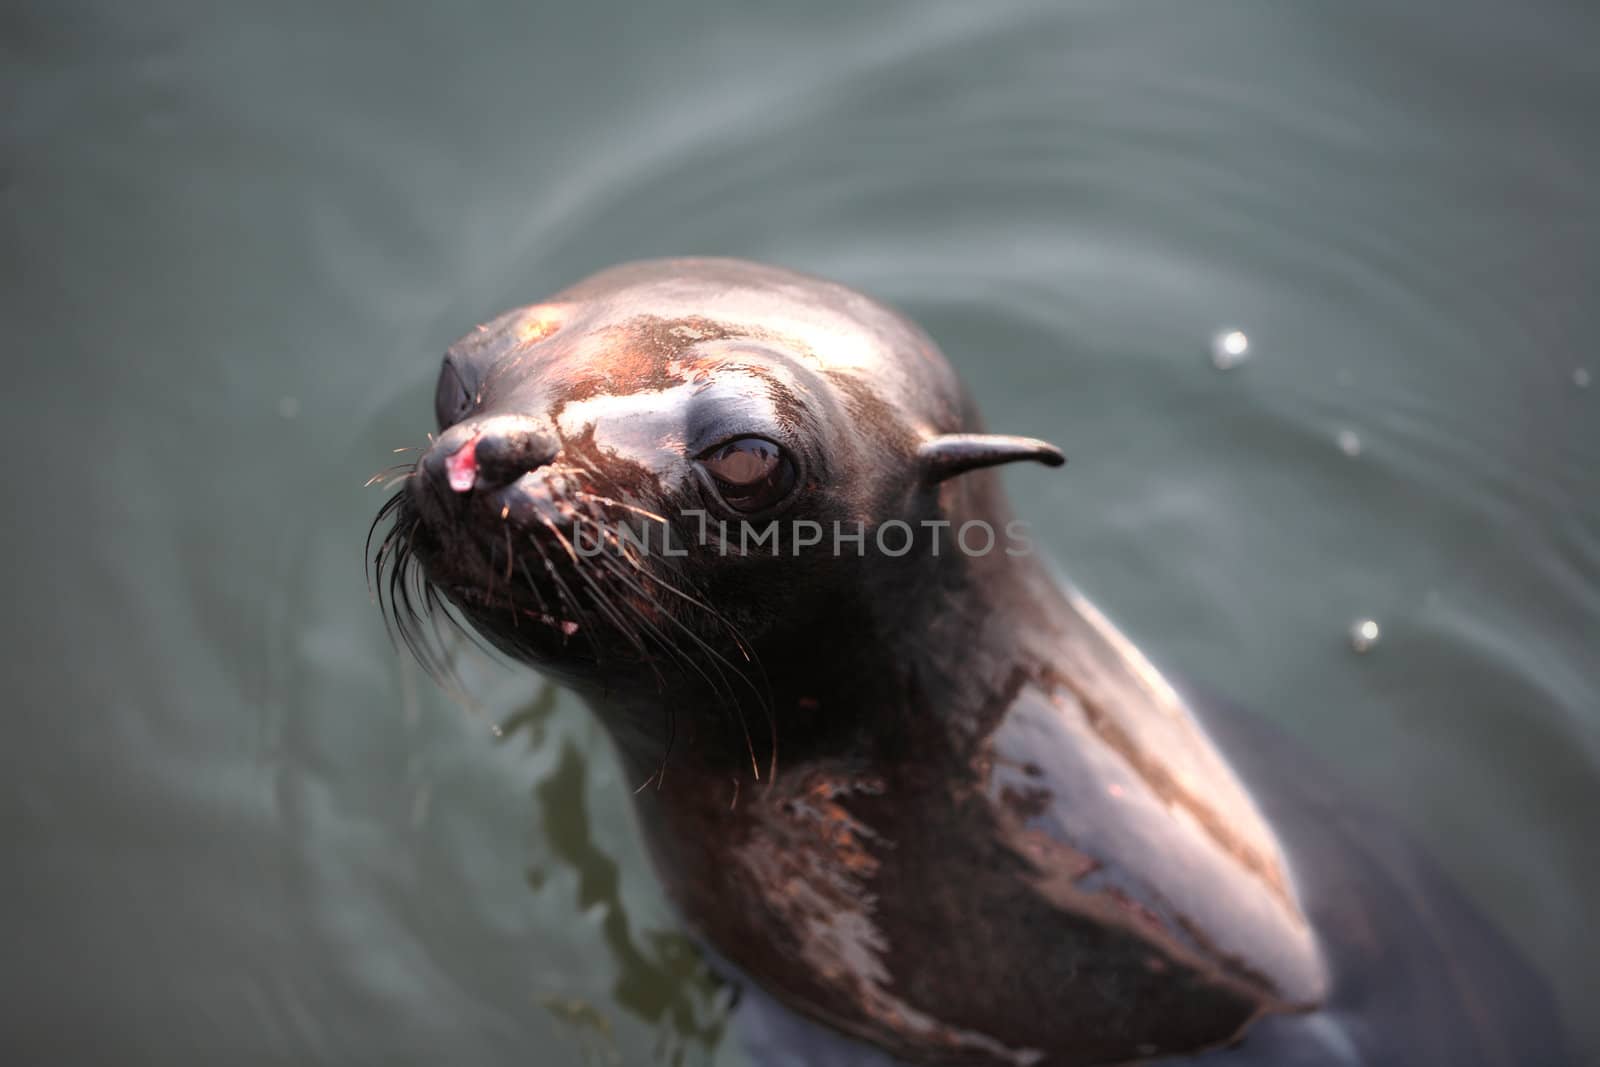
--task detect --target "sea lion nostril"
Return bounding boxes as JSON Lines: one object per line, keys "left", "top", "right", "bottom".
{"left": 472, "top": 427, "right": 558, "bottom": 489}
{"left": 444, "top": 435, "right": 480, "bottom": 492}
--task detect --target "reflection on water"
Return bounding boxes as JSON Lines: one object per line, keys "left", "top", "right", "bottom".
{"left": 4, "top": 0, "right": 1597, "bottom": 1064}
{"left": 507, "top": 688, "right": 733, "bottom": 1067}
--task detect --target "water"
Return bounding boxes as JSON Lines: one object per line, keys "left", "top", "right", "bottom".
{"left": 5, "top": 1, "right": 1597, "bottom": 1063}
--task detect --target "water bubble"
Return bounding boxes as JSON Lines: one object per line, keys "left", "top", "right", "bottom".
{"left": 1210, "top": 329, "right": 1250, "bottom": 370}
{"left": 1575, "top": 367, "right": 1592, "bottom": 389}
{"left": 1336, "top": 429, "right": 1362, "bottom": 457}
{"left": 1348, "top": 618, "right": 1381, "bottom": 653}
{"left": 277, "top": 395, "right": 301, "bottom": 420}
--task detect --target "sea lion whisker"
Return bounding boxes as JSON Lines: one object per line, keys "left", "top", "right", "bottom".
{"left": 573, "top": 568, "right": 658, "bottom": 674}
{"left": 591, "top": 555, "right": 732, "bottom": 707}
{"left": 591, "top": 553, "right": 769, "bottom": 782}
{"left": 389, "top": 539, "right": 448, "bottom": 686}
{"left": 401, "top": 566, "right": 456, "bottom": 686}
{"left": 423, "top": 580, "right": 502, "bottom": 679}
{"left": 603, "top": 554, "right": 776, "bottom": 779}
{"left": 579, "top": 563, "right": 738, "bottom": 784}
{"left": 378, "top": 522, "right": 422, "bottom": 649}
{"left": 527, "top": 527, "right": 604, "bottom": 664}
{"left": 502, "top": 521, "right": 515, "bottom": 584}
{"left": 516, "top": 558, "right": 552, "bottom": 620}
{"left": 569, "top": 509, "right": 647, "bottom": 571}
{"left": 620, "top": 559, "right": 763, "bottom": 666}
{"left": 538, "top": 518, "right": 667, "bottom": 682}
{"left": 562, "top": 515, "right": 684, "bottom": 735}
{"left": 372, "top": 509, "right": 473, "bottom": 696}
{"left": 571, "top": 490, "right": 669, "bottom": 526}
{"left": 561, "top": 532, "right": 724, "bottom": 694}
{"left": 364, "top": 462, "right": 417, "bottom": 488}
{"left": 364, "top": 491, "right": 409, "bottom": 596}
{"left": 538, "top": 514, "right": 582, "bottom": 565}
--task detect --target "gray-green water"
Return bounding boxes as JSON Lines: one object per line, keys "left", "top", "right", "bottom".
{"left": 5, "top": 2, "right": 1597, "bottom": 1064}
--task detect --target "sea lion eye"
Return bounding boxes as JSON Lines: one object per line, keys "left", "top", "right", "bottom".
{"left": 434, "top": 360, "right": 475, "bottom": 430}
{"left": 700, "top": 437, "right": 796, "bottom": 513}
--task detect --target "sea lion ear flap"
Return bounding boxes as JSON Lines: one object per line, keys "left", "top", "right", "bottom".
{"left": 917, "top": 434, "right": 1066, "bottom": 485}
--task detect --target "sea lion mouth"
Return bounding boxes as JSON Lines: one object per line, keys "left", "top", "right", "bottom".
{"left": 367, "top": 447, "right": 761, "bottom": 698}
{"left": 366, "top": 473, "right": 594, "bottom": 679}
{"left": 369, "top": 462, "right": 781, "bottom": 788}
{"left": 414, "top": 462, "right": 645, "bottom": 635}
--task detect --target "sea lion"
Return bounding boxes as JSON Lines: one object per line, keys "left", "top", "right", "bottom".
{"left": 370, "top": 258, "right": 1568, "bottom": 1065}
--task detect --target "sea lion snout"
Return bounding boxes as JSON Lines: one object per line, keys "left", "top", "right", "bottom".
{"left": 421, "top": 414, "right": 559, "bottom": 494}
{"left": 470, "top": 417, "right": 560, "bottom": 490}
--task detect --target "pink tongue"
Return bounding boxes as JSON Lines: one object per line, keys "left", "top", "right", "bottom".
{"left": 445, "top": 437, "right": 479, "bottom": 492}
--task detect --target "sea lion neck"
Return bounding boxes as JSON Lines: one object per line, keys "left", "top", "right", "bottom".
{"left": 605, "top": 532, "right": 1332, "bottom": 1065}
{"left": 582, "top": 498, "right": 1047, "bottom": 784}
{"left": 588, "top": 524, "right": 1049, "bottom": 793}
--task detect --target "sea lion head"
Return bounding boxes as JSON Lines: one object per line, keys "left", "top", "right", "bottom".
{"left": 372, "top": 258, "right": 1062, "bottom": 708}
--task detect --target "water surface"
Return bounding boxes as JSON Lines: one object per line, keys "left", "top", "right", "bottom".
{"left": 5, "top": 1, "right": 1597, "bottom": 1063}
